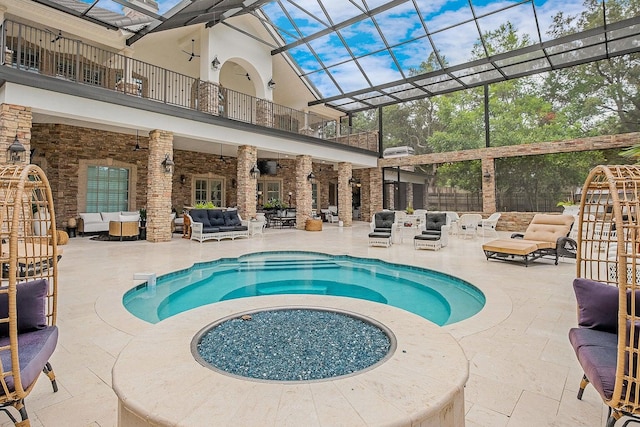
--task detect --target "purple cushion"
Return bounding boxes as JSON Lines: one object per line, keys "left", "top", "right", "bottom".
{"left": 573, "top": 278, "right": 619, "bottom": 334}
{"left": 0, "top": 279, "right": 48, "bottom": 337}
{"left": 0, "top": 326, "right": 58, "bottom": 394}
{"left": 569, "top": 327, "right": 617, "bottom": 400}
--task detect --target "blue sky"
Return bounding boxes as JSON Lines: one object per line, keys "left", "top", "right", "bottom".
{"left": 255, "top": 0, "right": 589, "bottom": 98}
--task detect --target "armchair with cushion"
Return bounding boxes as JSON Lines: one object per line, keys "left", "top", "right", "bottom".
{"left": 368, "top": 211, "right": 396, "bottom": 247}
{"left": 414, "top": 212, "right": 450, "bottom": 250}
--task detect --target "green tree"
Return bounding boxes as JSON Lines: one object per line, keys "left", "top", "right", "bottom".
{"left": 545, "top": 0, "right": 640, "bottom": 134}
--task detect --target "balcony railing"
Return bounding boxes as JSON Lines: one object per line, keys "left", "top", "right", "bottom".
{"left": 1, "top": 20, "right": 378, "bottom": 152}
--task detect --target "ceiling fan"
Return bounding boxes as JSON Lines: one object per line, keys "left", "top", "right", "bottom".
{"left": 236, "top": 72, "right": 251, "bottom": 81}
{"left": 182, "top": 39, "right": 200, "bottom": 62}
{"left": 45, "top": 29, "right": 62, "bottom": 43}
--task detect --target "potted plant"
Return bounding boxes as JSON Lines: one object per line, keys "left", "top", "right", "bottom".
{"left": 405, "top": 204, "right": 414, "bottom": 215}
{"left": 194, "top": 201, "right": 217, "bottom": 209}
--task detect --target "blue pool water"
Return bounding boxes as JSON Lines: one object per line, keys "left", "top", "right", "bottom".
{"left": 123, "top": 251, "right": 485, "bottom": 325}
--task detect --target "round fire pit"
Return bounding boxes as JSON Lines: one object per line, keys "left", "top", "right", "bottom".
{"left": 193, "top": 308, "right": 393, "bottom": 382}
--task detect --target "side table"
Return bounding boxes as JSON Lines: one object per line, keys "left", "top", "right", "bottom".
{"left": 66, "top": 226, "right": 77, "bottom": 238}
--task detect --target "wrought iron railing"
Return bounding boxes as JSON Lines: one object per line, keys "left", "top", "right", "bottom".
{"left": 1, "top": 20, "right": 378, "bottom": 152}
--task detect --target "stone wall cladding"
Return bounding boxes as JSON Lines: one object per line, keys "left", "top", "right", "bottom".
{"left": 295, "top": 155, "right": 313, "bottom": 229}
{"left": 146, "top": 129, "right": 173, "bottom": 242}
{"left": 0, "top": 104, "right": 32, "bottom": 165}
{"left": 360, "top": 168, "right": 382, "bottom": 222}
{"left": 331, "top": 131, "right": 378, "bottom": 152}
{"left": 379, "top": 132, "right": 640, "bottom": 168}
{"left": 337, "top": 162, "right": 352, "bottom": 226}
{"left": 237, "top": 145, "right": 257, "bottom": 220}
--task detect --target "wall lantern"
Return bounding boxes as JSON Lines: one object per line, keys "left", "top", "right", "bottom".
{"left": 250, "top": 164, "right": 261, "bottom": 179}
{"left": 7, "top": 135, "right": 26, "bottom": 164}
{"left": 161, "top": 154, "right": 175, "bottom": 173}
{"left": 307, "top": 172, "right": 316, "bottom": 184}
{"left": 349, "top": 177, "right": 358, "bottom": 186}
{"left": 211, "top": 56, "right": 221, "bottom": 70}
{"left": 267, "top": 78, "right": 276, "bottom": 89}
{"left": 180, "top": 174, "right": 186, "bottom": 185}
{"left": 483, "top": 170, "right": 491, "bottom": 180}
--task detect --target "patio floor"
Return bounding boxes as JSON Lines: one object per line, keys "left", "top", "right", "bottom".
{"left": 5, "top": 221, "right": 609, "bottom": 427}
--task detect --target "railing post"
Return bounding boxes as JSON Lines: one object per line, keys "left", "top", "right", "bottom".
{"left": 163, "top": 69, "right": 167, "bottom": 104}
{"left": 75, "top": 40, "right": 81, "bottom": 82}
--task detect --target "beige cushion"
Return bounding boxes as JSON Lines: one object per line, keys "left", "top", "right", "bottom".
{"left": 522, "top": 214, "right": 573, "bottom": 243}
{"left": 482, "top": 239, "right": 540, "bottom": 256}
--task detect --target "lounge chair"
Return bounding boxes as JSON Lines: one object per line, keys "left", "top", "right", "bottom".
{"left": 482, "top": 214, "right": 576, "bottom": 266}
{"left": 368, "top": 211, "right": 396, "bottom": 247}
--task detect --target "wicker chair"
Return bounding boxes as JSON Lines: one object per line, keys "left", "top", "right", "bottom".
{"left": 0, "top": 165, "right": 59, "bottom": 426}
{"left": 570, "top": 165, "right": 640, "bottom": 427}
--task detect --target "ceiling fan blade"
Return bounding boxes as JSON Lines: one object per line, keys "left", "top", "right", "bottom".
{"left": 189, "top": 56, "right": 193, "bottom": 62}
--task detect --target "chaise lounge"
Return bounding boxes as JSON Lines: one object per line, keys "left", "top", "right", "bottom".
{"left": 481, "top": 213, "right": 576, "bottom": 266}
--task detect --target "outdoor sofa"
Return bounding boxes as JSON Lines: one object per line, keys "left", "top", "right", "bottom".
{"left": 481, "top": 213, "right": 576, "bottom": 266}
{"left": 77, "top": 211, "right": 139, "bottom": 235}
{"left": 186, "top": 208, "right": 249, "bottom": 242}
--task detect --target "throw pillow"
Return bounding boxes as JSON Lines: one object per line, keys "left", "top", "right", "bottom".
{"left": 0, "top": 279, "right": 48, "bottom": 337}
{"left": 573, "top": 278, "right": 619, "bottom": 334}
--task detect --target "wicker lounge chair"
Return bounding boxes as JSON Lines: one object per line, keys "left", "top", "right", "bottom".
{"left": 0, "top": 165, "right": 59, "bottom": 426}
{"left": 569, "top": 165, "right": 640, "bottom": 427}
{"left": 482, "top": 213, "right": 576, "bottom": 266}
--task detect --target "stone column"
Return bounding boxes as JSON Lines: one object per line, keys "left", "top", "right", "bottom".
{"left": 256, "top": 99, "right": 274, "bottom": 128}
{"left": 146, "top": 130, "right": 173, "bottom": 242}
{"left": 198, "top": 81, "right": 221, "bottom": 116}
{"left": 360, "top": 167, "right": 382, "bottom": 222}
{"left": 481, "top": 157, "right": 496, "bottom": 213}
{"left": 387, "top": 184, "right": 396, "bottom": 210}
{"left": 0, "top": 104, "right": 32, "bottom": 165}
{"left": 337, "top": 162, "right": 352, "bottom": 226}
{"left": 237, "top": 145, "right": 257, "bottom": 220}
{"left": 295, "top": 155, "right": 313, "bottom": 230}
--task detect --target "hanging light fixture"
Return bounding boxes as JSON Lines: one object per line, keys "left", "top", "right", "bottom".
{"left": 219, "top": 145, "right": 227, "bottom": 164}
{"left": 250, "top": 164, "right": 260, "bottom": 179}
{"left": 307, "top": 172, "right": 316, "bottom": 184}
{"left": 6, "top": 134, "right": 25, "bottom": 163}
{"left": 211, "top": 56, "right": 221, "bottom": 70}
{"left": 161, "top": 154, "right": 175, "bottom": 173}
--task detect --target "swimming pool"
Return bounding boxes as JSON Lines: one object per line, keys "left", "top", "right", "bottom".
{"left": 123, "top": 251, "right": 485, "bottom": 325}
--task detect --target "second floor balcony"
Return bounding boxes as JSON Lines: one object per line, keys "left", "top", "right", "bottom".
{"left": 1, "top": 20, "right": 378, "bottom": 153}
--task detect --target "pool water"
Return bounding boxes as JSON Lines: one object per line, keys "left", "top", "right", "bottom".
{"left": 123, "top": 251, "right": 485, "bottom": 325}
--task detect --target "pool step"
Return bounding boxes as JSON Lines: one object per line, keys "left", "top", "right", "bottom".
{"left": 236, "top": 259, "right": 339, "bottom": 272}
{"left": 257, "top": 284, "right": 329, "bottom": 295}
